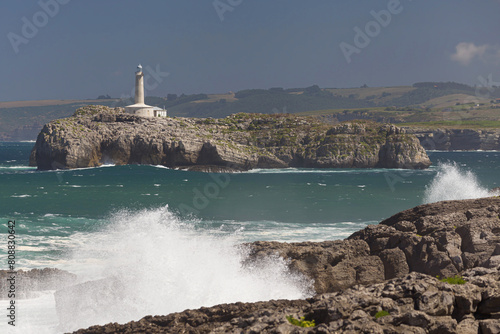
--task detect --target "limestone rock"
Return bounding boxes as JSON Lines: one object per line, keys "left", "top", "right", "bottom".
{"left": 239, "top": 198, "right": 500, "bottom": 297}
{"left": 480, "top": 319, "right": 500, "bottom": 334}
{"left": 30, "top": 105, "right": 431, "bottom": 171}
{"left": 350, "top": 197, "right": 500, "bottom": 280}
{"left": 379, "top": 248, "right": 409, "bottom": 279}
{"left": 242, "top": 198, "right": 500, "bottom": 295}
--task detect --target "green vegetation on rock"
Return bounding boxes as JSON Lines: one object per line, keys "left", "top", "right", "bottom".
{"left": 439, "top": 275, "right": 466, "bottom": 285}
{"left": 73, "top": 105, "right": 122, "bottom": 117}
{"left": 375, "top": 310, "right": 390, "bottom": 319}
{"left": 286, "top": 315, "right": 316, "bottom": 327}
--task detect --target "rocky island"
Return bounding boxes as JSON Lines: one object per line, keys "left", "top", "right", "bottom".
{"left": 15, "top": 197, "right": 495, "bottom": 333}
{"left": 29, "top": 105, "right": 431, "bottom": 171}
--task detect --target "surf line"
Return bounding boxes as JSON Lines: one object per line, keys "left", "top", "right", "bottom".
{"left": 6, "top": 220, "right": 17, "bottom": 327}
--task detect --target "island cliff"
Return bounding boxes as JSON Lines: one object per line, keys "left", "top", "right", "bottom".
{"left": 29, "top": 105, "right": 431, "bottom": 171}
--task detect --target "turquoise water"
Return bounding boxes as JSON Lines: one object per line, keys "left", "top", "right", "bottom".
{"left": 1, "top": 141, "right": 499, "bottom": 333}
{"left": 1, "top": 142, "right": 500, "bottom": 265}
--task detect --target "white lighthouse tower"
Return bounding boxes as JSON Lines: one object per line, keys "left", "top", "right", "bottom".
{"left": 125, "top": 64, "right": 167, "bottom": 117}
{"left": 135, "top": 64, "right": 145, "bottom": 104}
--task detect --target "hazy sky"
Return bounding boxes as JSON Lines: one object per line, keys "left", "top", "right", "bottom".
{"left": 1, "top": 0, "right": 499, "bottom": 101}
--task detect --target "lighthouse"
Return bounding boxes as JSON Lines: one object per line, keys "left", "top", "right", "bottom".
{"left": 135, "top": 64, "right": 144, "bottom": 104}
{"left": 125, "top": 64, "right": 167, "bottom": 117}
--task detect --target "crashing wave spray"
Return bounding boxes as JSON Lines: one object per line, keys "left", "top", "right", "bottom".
{"left": 423, "top": 162, "right": 496, "bottom": 204}
{"left": 56, "top": 206, "right": 313, "bottom": 332}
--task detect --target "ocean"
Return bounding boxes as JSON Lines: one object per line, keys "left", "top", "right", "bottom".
{"left": 1, "top": 141, "right": 499, "bottom": 333}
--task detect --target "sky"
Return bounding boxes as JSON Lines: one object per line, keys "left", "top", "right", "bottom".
{"left": 1, "top": 0, "right": 499, "bottom": 101}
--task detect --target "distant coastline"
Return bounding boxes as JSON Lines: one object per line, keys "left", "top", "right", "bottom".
{"left": 2, "top": 81, "right": 500, "bottom": 143}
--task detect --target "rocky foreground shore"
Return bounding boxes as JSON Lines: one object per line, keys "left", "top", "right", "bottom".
{"left": 72, "top": 269, "right": 500, "bottom": 334}
{"left": 7, "top": 197, "right": 481, "bottom": 333}
{"left": 6, "top": 198, "right": 499, "bottom": 333}
{"left": 29, "top": 105, "right": 431, "bottom": 171}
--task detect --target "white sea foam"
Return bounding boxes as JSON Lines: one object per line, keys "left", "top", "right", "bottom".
{"left": 11, "top": 207, "right": 313, "bottom": 333}
{"left": 0, "top": 166, "right": 36, "bottom": 170}
{"left": 40, "top": 164, "right": 116, "bottom": 173}
{"left": 231, "top": 220, "right": 372, "bottom": 242}
{"left": 247, "top": 168, "right": 352, "bottom": 174}
{"left": 0, "top": 292, "right": 58, "bottom": 333}
{"left": 423, "top": 163, "right": 496, "bottom": 204}
{"left": 245, "top": 167, "right": 418, "bottom": 174}
{"left": 152, "top": 164, "right": 173, "bottom": 170}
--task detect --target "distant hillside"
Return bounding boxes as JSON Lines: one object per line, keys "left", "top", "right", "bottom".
{"left": 153, "top": 82, "right": 500, "bottom": 118}
{"left": 2, "top": 82, "right": 500, "bottom": 141}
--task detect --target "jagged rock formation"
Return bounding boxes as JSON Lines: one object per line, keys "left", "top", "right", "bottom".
{"left": 248, "top": 197, "right": 500, "bottom": 294}
{"left": 405, "top": 127, "right": 500, "bottom": 151}
{"left": 29, "top": 105, "right": 431, "bottom": 171}
{"left": 68, "top": 197, "right": 500, "bottom": 333}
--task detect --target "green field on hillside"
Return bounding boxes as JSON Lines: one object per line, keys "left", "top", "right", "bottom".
{"left": 1, "top": 82, "right": 499, "bottom": 140}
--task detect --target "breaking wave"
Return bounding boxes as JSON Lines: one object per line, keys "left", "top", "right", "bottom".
{"left": 423, "top": 163, "right": 496, "bottom": 203}
{"left": 3, "top": 207, "right": 313, "bottom": 333}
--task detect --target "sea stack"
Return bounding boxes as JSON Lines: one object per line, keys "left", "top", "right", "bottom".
{"left": 124, "top": 65, "right": 167, "bottom": 117}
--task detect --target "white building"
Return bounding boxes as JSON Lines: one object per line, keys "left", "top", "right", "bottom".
{"left": 125, "top": 64, "right": 167, "bottom": 117}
